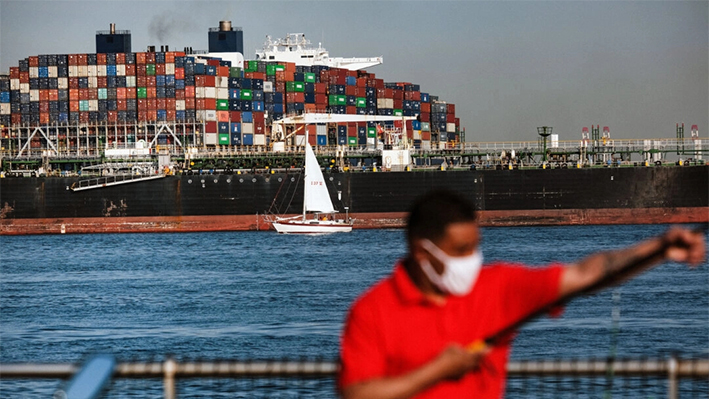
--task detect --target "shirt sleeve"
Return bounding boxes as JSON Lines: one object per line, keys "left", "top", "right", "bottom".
{"left": 338, "top": 297, "right": 387, "bottom": 390}
{"left": 499, "top": 264, "right": 564, "bottom": 330}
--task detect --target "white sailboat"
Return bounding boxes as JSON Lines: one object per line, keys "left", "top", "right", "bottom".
{"left": 271, "top": 143, "right": 353, "bottom": 234}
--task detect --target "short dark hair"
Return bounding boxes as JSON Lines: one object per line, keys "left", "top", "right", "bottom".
{"left": 406, "top": 189, "right": 477, "bottom": 244}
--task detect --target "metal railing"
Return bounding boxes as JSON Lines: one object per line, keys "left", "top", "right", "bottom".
{"left": 1, "top": 356, "right": 707, "bottom": 398}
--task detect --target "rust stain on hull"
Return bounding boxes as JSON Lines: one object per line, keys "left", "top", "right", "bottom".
{"left": 0, "top": 208, "right": 706, "bottom": 235}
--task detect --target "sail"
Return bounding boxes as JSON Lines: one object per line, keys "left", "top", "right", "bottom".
{"left": 304, "top": 144, "right": 336, "bottom": 213}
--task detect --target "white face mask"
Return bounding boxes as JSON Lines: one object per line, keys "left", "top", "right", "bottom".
{"left": 419, "top": 239, "right": 483, "bottom": 296}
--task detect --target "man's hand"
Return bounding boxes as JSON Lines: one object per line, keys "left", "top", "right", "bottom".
{"left": 433, "top": 344, "right": 489, "bottom": 381}
{"left": 663, "top": 227, "right": 706, "bottom": 266}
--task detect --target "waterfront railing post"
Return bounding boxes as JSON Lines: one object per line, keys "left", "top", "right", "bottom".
{"left": 667, "top": 355, "right": 678, "bottom": 399}
{"left": 163, "top": 358, "right": 177, "bottom": 399}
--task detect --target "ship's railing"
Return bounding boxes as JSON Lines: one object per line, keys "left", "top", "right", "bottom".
{"left": 1, "top": 356, "right": 706, "bottom": 399}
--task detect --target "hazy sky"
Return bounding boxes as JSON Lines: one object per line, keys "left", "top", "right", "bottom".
{"left": 1, "top": 0, "right": 707, "bottom": 142}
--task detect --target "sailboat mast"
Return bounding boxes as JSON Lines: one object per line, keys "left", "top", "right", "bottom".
{"left": 302, "top": 125, "right": 308, "bottom": 221}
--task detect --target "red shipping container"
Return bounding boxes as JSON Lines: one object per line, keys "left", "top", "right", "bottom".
{"left": 70, "top": 101, "right": 80, "bottom": 112}
{"left": 117, "top": 99, "right": 127, "bottom": 110}
{"left": 165, "top": 52, "right": 175, "bottom": 63}
{"left": 166, "top": 110, "right": 176, "bottom": 121}
{"left": 9, "top": 67, "right": 19, "bottom": 79}
{"left": 393, "top": 99, "right": 403, "bottom": 109}
{"left": 196, "top": 99, "right": 206, "bottom": 110}
{"left": 393, "top": 90, "right": 404, "bottom": 101}
{"left": 175, "top": 68, "right": 184, "bottom": 80}
{"left": 156, "top": 64, "right": 166, "bottom": 75}
{"left": 125, "top": 64, "right": 136, "bottom": 75}
{"left": 346, "top": 106, "right": 356, "bottom": 114}
{"left": 217, "top": 111, "right": 229, "bottom": 122}
{"left": 345, "top": 86, "right": 356, "bottom": 96}
{"left": 157, "top": 99, "right": 167, "bottom": 109}
{"left": 314, "top": 83, "right": 327, "bottom": 94}
{"left": 39, "top": 102, "right": 49, "bottom": 113}
{"left": 28, "top": 56, "right": 39, "bottom": 67}
{"left": 204, "top": 98, "right": 216, "bottom": 109}
{"left": 185, "top": 98, "right": 195, "bottom": 109}
{"left": 308, "top": 133, "right": 317, "bottom": 146}
{"left": 39, "top": 113, "right": 49, "bottom": 124}
{"left": 166, "top": 99, "right": 175, "bottom": 109}
{"left": 185, "top": 86, "right": 195, "bottom": 98}
{"left": 39, "top": 90, "right": 49, "bottom": 102}
{"left": 405, "top": 91, "right": 421, "bottom": 101}
{"left": 136, "top": 65, "right": 147, "bottom": 76}
{"left": 253, "top": 72, "right": 267, "bottom": 80}
{"left": 420, "top": 112, "right": 430, "bottom": 122}
{"left": 205, "top": 121, "right": 217, "bottom": 133}
{"left": 68, "top": 55, "right": 78, "bottom": 66}
{"left": 11, "top": 114, "right": 21, "bottom": 124}
{"left": 138, "top": 111, "right": 148, "bottom": 122}
{"left": 146, "top": 52, "right": 156, "bottom": 64}
{"left": 347, "top": 124, "right": 357, "bottom": 137}
{"left": 97, "top": 53, "right": 107, "bottom": 65}
{"left": 77, "top": 54, "right": 88, "bottom": 66}
{"left": 107, "top": 110, "right": 118, "bottom": 122}
{"left": 116, "top": 88, "right": 127, "bottom": 99}
{"left": 20, "top": 72, "right": 30, "bottom": 84}
{"left": 229, "top": 111, "right": 240, "bottom": 121}
{"left": 207, "top": 59, "right": 220, "bottom": 67}
{"left": 422, "top": 131, "right": 431, "bottom": 141}
{"left": 116, "top": 53, "right": 126, "bottom": 64}
{"left": 217, "top": 66, "right": 229, "bottom": 77}
{"left": 137, "top": 99, "right": 148, "bottom": 111}
{"left": 97, "top": 77, "right": 107, "bottom": 88}
{"left": 275, "top": 82, "right": 286, "bottom": 92}
{"left": 175, "top": 90, "right": 184, "bottom": 100}
{"left": 69, "top": 89, "right": 79, "bottom": 101}
{"left": 147, "top": 87, "right": 157, "bottom": 98}
{"left": 79, "top": 111, "right": 89, "bottom": 123}
{"left": 254, "top": 122, "right": 265, "bottom": 134}
{"left": 420, "top": 103, "right": 430, "bottom": 113}
{"left": 126, "top": 87, "right": 136, "bottom": 98}
{"left": 315, "top": 94, "right": 327, "bottom": 105}
{"left": 49, "top": 90, "right": 59, "bottom": 101}
{"left": 146, "top": 76, "right": 156, "bottom": 87}
{"left": 148, "top": 99, "right": 157, "bottom": 110}
{"left": 455, "top": 118, "right": 460, "bottom": 127}
{"left": 446, "top": 113, "right": 455, "bottom": 123}
{"left": 252, "top": 112, "right": 265, "bottom": 124}
{"left": 356, "top": 77, "right": 367, "bottom": 88}
{"left": 79, "top": 88, "right": 89, "bottom": 100}
{"left": 205, "top": 75, "right": 216, "bottom": 87}
{"left": 147, "top": 110, "right": 157, "bottom": 121}
{"left": 447, "top": 104, "right": 455, "bottom": 114}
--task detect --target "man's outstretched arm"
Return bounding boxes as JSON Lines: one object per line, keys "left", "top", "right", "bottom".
{"left": 560, "top": 227, "right": 705, "bottom": 298}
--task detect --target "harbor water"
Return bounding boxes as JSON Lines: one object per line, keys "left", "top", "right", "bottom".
{"left": 1, "top": 225, "right": 707, "bottom": 396}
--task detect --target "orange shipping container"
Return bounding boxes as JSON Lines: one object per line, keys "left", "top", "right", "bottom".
{"left": 29, "top": 56, "right": 39, "bottom": 67}
{"left": 185, "top": 98, "right": 195, "bottom": 109}
{"left": 175, "top": 68, "right": 184, "bottom": 80}
{"left": 49, "top": 90, "right": 59, "bottom": 101}
{"left": 196, "top": 99, "right": 206, "bottom": 110}
{"left": 126, "top": 87, "right": 136, "bottom": 98}
{"left": 166, "top": 99, "right": 175, "bottom": 109}
{"left": 147, "top": 87, "right": 157, "bottom": 98}
{"left": 204, "top": 98, "right": 216, "bottom": 109}
{"left": 116, "top": 53, "right": 126, "bottom": 64}
{"left": 19, "top": 72, "right": 30, "bottom": 84}
{"left": 69, "top": 90, "right": 80, "bottom": 101}
{"left": 70, "top": 101, "right": 80, "bottom": 112}
{"left": 39, "top": 90, "right": 50, "bottom": 102}
{"left": 165, "top": 52, "right": 175, "bottom": 63}
{"left": 97, "top": 53, "right": 107, "bottom": 65}
{"left": 166, "top": 109, "right": 176, "bottom": 121}
{"left": 146, "top": 76, "right": 156, "bottom": 87}
{"left": 217, "top": 110, "right": 229, "bottom": 122}
{"left": 218, "top": 66, "right": 229, "bottom": 77}
{"left": 156, "top": 64, "right": 166, "bottom": 75}
{"left": 116, "top": 87, "right": 127, "bottom": 99}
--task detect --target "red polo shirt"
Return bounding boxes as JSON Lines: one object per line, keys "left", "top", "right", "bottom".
{"left": 339, "top": 261, "right": 563, "bottom": 398}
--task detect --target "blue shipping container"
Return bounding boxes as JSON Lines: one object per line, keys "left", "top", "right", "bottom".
{"left": 242, "top": 133, "right": 254, "bottom": 146}
{"left": 317, "top": 135, "right": 327, "bottom": 146}
{"left": 218, "top": 122, "right": 229, "bottom": 134}
{"left": 252, "top": 101, "right": 264, "bottom": 112}
{"left": 231, "top": 132, "right": 242, "bottom": 145}
{"left": 242, "top": 111, "right": 253, "bottom": 123}
{"left": 230, "top": 122, "right": 241, "bottom": 134}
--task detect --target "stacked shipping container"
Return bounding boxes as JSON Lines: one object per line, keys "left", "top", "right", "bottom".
{"left": 0, "top": 52, "right": 460, "bottom": 149}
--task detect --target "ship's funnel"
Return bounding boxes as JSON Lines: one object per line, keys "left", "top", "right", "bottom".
{"left": 110, "top": 23, "right": 115, "bottom": 35}
{"left": 220, "top": 21, "right": 232, "bottom": 31}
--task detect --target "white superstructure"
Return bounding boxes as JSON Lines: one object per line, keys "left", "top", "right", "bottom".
{"left": 255, "top": 33, "right": 382, "bottom": 70}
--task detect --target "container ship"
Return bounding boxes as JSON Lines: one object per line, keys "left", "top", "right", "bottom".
{"left": 0, "top": 21, "right": 707, "bottom": 235}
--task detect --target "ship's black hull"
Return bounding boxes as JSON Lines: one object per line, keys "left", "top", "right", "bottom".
{"left": 1, "top": 165, "right": 707, "bottom": 234}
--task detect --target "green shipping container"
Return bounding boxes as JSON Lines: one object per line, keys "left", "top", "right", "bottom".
{"left": 348, "top": 137, "right": 357, "bottom": 146}
{"left": 98, "top": 88, "right": 108, "bottom": 100}
{"left": 266, "top": 65, "right": 277, "bottom": 75}
{"left": 245, "top": 61, "right": 258, "bottom": 73}
{"left": 146, "top": 64, "right": 156, "bottom": 75}
{"left": 216, "top": 99, "right": 229, "bottom": 110}
{"left": 367, "top": 127, "right": 377, "bottom": 137}
{"left": 304, "top": 73, "right": 316, "bottom": 83}
{"left": 329, "top": 95, "right": 347, "bottom": 105}
{"left": 79, "top": 100, "right": 89, "bottom": 111}
{"left": 286, "top": 82, "right": 304, "bottom": 92}
{"left": 137, "top": 87, "right": 147, "bottom": 99}
{"left": 240, "top": 89, "right": 252, "bottom": 100}
{"left": 421, "top": 122, "right": 430, "bottom": 131}
{"left": 229, "top": 67, "right": 242, "bottom": 77}
{"left": 219, "top": 133, "right": 230, "bottom": 145}
{"left": 356, "top": 97, "right": 366, "bottom": 108}
{"left": 393, "top": 109, "right": 403, "bottom": 116}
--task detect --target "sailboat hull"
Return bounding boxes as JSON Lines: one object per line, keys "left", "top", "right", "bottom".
{"left": 272, "top": 219, "right": 353, "bottom": 234}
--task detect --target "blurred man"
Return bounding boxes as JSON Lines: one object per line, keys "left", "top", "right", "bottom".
{"left": 339, "top": 190, "right": 705, "bottom": 399}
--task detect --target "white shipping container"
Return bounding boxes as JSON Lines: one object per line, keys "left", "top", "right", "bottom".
{"left": 79, "top": 65, "right": 89, "bottom": 77}
{"left": 29, "top": 67, "right": 39, "bottom": 79}
{"left": 551, "top": 134, "right": 559, "bottom": 148}
{"left": 447, "top": 123, "right": 456, "bottom": 133}
{"left": 195, "top": 87, "right": 205, "bottom": 98}
{"left": 242, "top": 122, "right": 254, "bottom": 134}
{"left": 377, "top": 99, "right": 387, "bottom": 108}
{"left": 88, "top": 77, "right": 98, "bottom": 88}
{"left": 116, "top": 64, "right": 126, "bottom": 76}
{"left": 204, "top": 132, "right": 218, "bottom": 145}
{"left": 367, "top": 137, "right": 375, "bottom": 145}
{"left": 0, "top": 103, "right": 11, "bottom": 115}
{"left": 97, "top": 65, "right": 107, "bottom": 77}
{"left": 316, "top": 124, "right": 327, "bottom": 135}
{"left": 175, "top": 100, "right": 185, "bottom": 111}
{"left": 69, "top": 66, "right": 79, "bottom": 77}
{"left": 217, "top": 88, "right": 229, "bottom": 99}
{"left": 205, "top": 110, "right": 217, "bottom": 121}
{"left": 20, "top": 83, "right": 30, "bottom": 93}
{"left": 125, "top": 76, "right": 136, "bottom": 87}
{"left": 421, "top": 140, "right": 431, "bottom": 151}
{"left": 386, "top": 99, "right": 394, "bottom": 109}
{"left": 30, "top": 90, "right": 39, "bottom": 102}
{"left": 295, "top": 134, "right": 306, "bottom": 146}
{"left": 57, "top": 78, "right": 68, "bottom": 89}
{"left": 196, "top": 110, "right": 207, "bottom": 121}
{"left": 89, "top": 100, "right": 98, "bottom": 112}
{"left": 165, "top": 63, "right": 175, "bottom": 75}
{"left": 263, "top": 81, "right": 273, "bottom": 92}
{"left": 254, "top": 134, "right": 266, "bottom": 146}
{"left": 48, "top": 66, "right": 58, "bottom": 78}
{"left": 204, "top": 87, "right": 216, "bottom": 98}
{"left": 413, "top": 130, "right": 422, "bottom": 140}
{"left": 217, "top": 76, "right": 229, "bottom": 88}
{"left": 10, "top": 79, "right": 20, "bottom": 91}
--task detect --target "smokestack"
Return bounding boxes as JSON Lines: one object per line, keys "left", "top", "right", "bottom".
{"left": 110, "top": 23, "right": 115, "bottom": 35}
{"left": 219, "top": 20, "right": 232, "bottom": 31}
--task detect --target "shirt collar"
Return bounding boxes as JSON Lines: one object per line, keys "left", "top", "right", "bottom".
{"left": 392, "top": 260, "right": 432, "bottom": 306}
